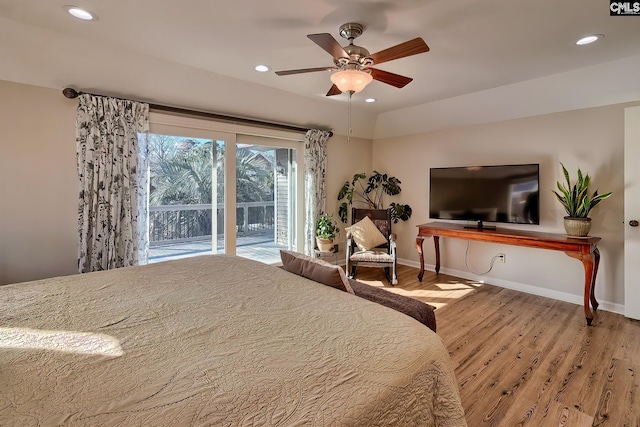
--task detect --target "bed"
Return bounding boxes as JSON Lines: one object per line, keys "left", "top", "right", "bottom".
{"left": 0, "top": 254, "right": 466, "bottom": 426}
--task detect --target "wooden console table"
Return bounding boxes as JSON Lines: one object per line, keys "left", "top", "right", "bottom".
{"left": 416, "top": 222, "right": 601, "bottom": 326}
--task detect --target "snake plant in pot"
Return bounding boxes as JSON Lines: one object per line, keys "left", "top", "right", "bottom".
{"left": 552, "top": 163, "right": 612, "bottom": 237}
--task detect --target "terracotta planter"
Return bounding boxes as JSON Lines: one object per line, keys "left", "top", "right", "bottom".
{"left": 316, "top": 237, "right": 334, "bottom": 252}
{"left": 564, "top": 217, "right": 592, "bottom": 237}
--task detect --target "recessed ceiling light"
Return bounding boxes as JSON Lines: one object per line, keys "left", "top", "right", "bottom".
{"left": 364, "top": 98, "right": 376, "bottom": 103}
{"left": 576, "top": 34, "right": 602, "bottom": 45}
{"left": 64, "top": 5, "right": 97, "bottom": 21}
{"left": 255, "top": 65, "right": 270, "bottom": 72}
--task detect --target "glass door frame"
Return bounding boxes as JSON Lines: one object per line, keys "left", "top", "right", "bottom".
{"left": 236, "top": 134, "right": 303, "bottom": 256}
{"left": 149, "top": 112, "right": 305, "bottom": 257}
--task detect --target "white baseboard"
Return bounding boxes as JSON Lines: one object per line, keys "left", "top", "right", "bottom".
{"left": 397, "top": 257, "right": 624, "bottom": 315}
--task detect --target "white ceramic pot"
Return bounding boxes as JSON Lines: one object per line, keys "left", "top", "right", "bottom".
{"left": 564, "top": 217, "right": 592, "bottom": 237}
{"left": 316, "top": 237, "right": 334, "bottom": 252}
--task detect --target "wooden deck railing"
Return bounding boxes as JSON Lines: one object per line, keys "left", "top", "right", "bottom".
{"left": 149, "top": 202, "right": 275, "bottom": 246}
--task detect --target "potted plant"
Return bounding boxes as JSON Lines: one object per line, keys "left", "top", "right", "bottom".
{"left": 316, "top": 213, "right": 340, "bottom": 252}
{"left": 552, "top": 163, "right": 612, "bottom": 237}
{"left": 337, "top": 171, "right": 412, "bottom": 223}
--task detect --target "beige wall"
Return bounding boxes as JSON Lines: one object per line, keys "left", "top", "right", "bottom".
{"left": 0, "top": 80, "right": 78, "bottom": 284}
{"left": 373, "top": 103, "right": 638, "bottom": 310}
{"left": 325, "top": 134, "right": 373, "bottom": 247}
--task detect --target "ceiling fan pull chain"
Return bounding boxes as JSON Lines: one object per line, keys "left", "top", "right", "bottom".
{"left": 348, "top": 91, "right": 352, "bottom": 142}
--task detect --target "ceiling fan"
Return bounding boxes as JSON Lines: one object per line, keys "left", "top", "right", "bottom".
{"left": 275, "top": 22, "right": 430, "bottom": 96}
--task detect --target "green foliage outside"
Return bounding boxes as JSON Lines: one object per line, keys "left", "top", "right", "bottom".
{"left": 149, "top": 135, "right": 274, "bottom": 205}
{"left": 147, "top": 134, "right": 275, "bottom": 239}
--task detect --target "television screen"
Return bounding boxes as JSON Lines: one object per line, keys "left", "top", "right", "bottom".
{"left": 429, "top": 164, "right": 539, "bottom": 226}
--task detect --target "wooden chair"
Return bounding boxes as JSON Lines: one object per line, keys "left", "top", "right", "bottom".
{"left": 345, "top": 208, "right": 398, "bottom": 285}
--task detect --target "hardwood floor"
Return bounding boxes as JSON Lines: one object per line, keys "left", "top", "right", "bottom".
{"left": 353, "top": 265, "right": 640, "bottom": 427}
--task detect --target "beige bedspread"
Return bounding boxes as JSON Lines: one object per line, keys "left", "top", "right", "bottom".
{"left": 0, "top": 255, "right": 466, "bottom": 426}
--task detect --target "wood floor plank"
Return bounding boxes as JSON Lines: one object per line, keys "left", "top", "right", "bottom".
{"left": 592, "top": 358, "right": 640, "bottom": 426}
{"left": 552, "top": 311, "right": 626, "bottom": 415}
{"left": 494, "top": 304, "right": 586, "bottom": 425}
{"left": 450, "top": 292, "right": 551, "bottom": 372}
{"left": 544, "top": 401, "right": 594, "bottom": 426}
{"left": 613, "top": 318, "right": 640, "bottom": 364}
{"left": 352, "top": 265, "right": 640, "bottom": 426}
{"left": 437, "top": 287, "right": 522, "bottom": 343}
{"left": 455, "top": 298, "right": 579, "bottom": 425}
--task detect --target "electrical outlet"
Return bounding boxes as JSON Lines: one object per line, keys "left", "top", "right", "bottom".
{"left": 498, "top": 253, "right": 506, "bottom": 263}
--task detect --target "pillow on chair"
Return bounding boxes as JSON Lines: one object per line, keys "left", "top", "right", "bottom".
{"left": 346, "top": 216, "right": 388, "bottom": 251}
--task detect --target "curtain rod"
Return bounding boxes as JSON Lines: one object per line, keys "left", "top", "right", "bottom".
{"left": 62, "top": 88, "right": 333, "bottom": 137}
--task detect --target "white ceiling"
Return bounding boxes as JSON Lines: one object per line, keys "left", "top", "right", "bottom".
{"left": 1, "top": 0, "right": 639, "bottom": 139}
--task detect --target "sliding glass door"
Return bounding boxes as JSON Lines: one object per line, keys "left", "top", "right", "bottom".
{"left": 234, "top": 143, "right": 297, "bottom": 263}
{"left": 147, "top": 114, "right": 304, "bottom": 264}
{"left": 147, "top": 133, "right": 226, "bottom": 262}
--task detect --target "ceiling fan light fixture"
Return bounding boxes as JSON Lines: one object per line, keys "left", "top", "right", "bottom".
{"left": 330, "top": 69, "right": 373, "bottom": 93}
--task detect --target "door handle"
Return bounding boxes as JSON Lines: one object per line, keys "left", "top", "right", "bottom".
{"left": 630, "top": 220, "right": 639, "bottom": 227}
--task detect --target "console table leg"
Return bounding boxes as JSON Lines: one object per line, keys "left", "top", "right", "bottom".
{"left": 416, "top": 237, "right": 425, "bottom": 282}
{"left": 590, "top": 248, "right": 600, "bottom": 312}
{"left": 565, "top": 249, "right": 598, "bottom": 326}
{"left": 433, "top": 236, "right": 441, "bottom": 274}
{"left": 581, "top": 255, "right": 595, "bottom": 326}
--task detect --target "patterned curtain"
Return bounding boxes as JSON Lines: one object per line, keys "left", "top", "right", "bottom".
{"left": 304, "top": 129, "right": 331, "bottom": 255}
{"left": 76, "top": 94, "right": 150, "bottom": 273}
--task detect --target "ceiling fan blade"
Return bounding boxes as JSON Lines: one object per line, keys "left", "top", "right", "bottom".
{"left": 275, "top": 66, "right": 336, "bottom": 76}
{"left": 369, "top": 38, "right": 430, "bottom": 66}
{"left": 326, "top": 84, "right": 342, "bottom": 96}
{"left": 369, "top": 68, "right": 413, "bottom": 88}
{"left": 307, "top": 33, "right": 349, "bottom": 59}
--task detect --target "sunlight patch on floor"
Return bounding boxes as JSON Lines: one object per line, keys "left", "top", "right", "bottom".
{"left": 0, "top": 327, "right": 123, "bottom": 357}
{"left": 354, "top": 279, "right": 481, "bottom": 309}
{"left": 433, "top": 281, "right": 483, "bottom": 291}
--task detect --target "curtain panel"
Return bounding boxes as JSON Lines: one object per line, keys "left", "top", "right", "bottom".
{"left": 304, "top": 129, "right": 331, "bottom": 255}
{"left": 76, "top": 94, "right": 149, "bottom": 273}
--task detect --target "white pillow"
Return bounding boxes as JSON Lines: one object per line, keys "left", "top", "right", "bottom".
{"left": 346, "top": 216, "right": 387, "bottom": 251}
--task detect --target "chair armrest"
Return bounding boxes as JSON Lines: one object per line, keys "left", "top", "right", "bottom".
{"left": 389, "top": 233, "right": 397, "bottom": 253}
{"left": 346, "top": 231, "right": 354, "bottom": 255}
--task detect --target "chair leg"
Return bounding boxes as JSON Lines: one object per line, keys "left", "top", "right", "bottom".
{"left": 384, "top": 267, "right": 397, "bottom": 286}
{"left": 350, "top": 266, "right": 357, "bottom": 278}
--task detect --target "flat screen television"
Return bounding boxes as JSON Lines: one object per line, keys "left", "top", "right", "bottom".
{"left": 429, "top": 164, "right": 539, "bottom": 228}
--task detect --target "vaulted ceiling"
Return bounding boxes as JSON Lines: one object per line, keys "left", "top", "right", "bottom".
{"left": 1, "top": 0, "right": 639, "bottom": 138}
